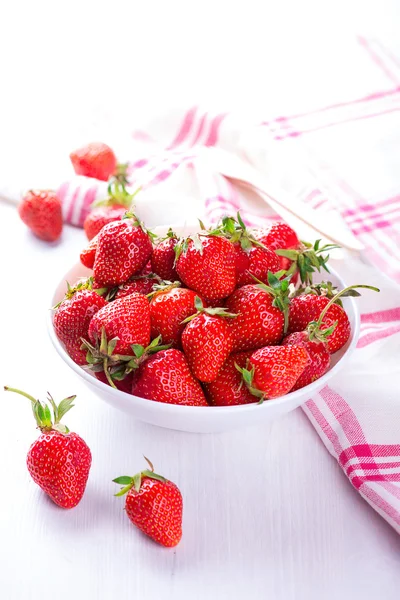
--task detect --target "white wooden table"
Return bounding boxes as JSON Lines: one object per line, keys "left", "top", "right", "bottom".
{"left": 1, "top": 2, "right": 400, "bottom": 597}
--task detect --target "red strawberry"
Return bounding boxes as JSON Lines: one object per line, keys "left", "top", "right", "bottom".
{"left": 181, "top": 298, "right": 236, "bottom": 383}
{"left": 240, "top": 346, "right": 309, "bottom": 400}
{"left": 19, "top": 190, "right": 63, "bottom": 242}
{"left": 283, "top": 331, "right": 330, "bottom": 390}
{"left": 113, "top": 458, "right": 182, "bottom": 547}
{"left": 83, "top": 182, "right": 139, "bottom": 240}
{"left": 70, "top": 142, "right": 117, "bottom": 181}
{"left": 225, "top": 276, "right": 290, "bottom": 351}
{"left": 80, "top": 235, "right": 98, "bottom": 269}
{"left": 53, "top": 279, "right": 107, "bottom": 365}
{"left": 95, "top": 370, "right": 134, "bottom": 393}
{"left": 4, "top": 387, "right": 91, "bottom": 508}
{"left": 93, "top": 215, "right": 153, "bottom": 286}
{"left": 151, "top": 230, "right": 179, "bottom": 281}
{"left": 131, "top": 349, "right": 208, "bottom": 406}
{"left": 88, "top": 293, "right": 151, "bottom": 356}
{"left": 254, "top": 222, "right": 299, "bottom": 267}
{"left": 204, "top": 352, "right": 256, "bottom": 405}
{"left": 176, "top": 234, "right": 236, "bottom": 301}
{"left": 150, "top": 286, "right": 201, "bottom": 347}
{"left": 115, "top": 277, "right": 157, "bottom": 299}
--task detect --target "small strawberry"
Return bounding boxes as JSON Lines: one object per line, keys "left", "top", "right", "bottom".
{"left": 253, "top": 222, "right": 300, "bottom": 272}
{"left": 282, "top": 331, "right": 330, "bottom": 390}
{"left": 93, "top": 214, "right": 153, "bottom": 286}
{"left": 80, "top": 234, "right": 98, "bottom": 269}
{"left": 84, "top": 182, "right": 140, "bottom": 240}
{"left": 225, "top": 273, "right": 291, "bottom": 352}
{"left": 150, "top": 285, "right": 202, "bottom": 348}
{"left": 19, "top": 190, "right": 63, "bottom": 242}
{"left": 181, "top": 297, "right": 237, "bottom": 383}
{"left": 131, "top": 349, "right": 208, "bottom": 406}
{"left": 113, "top": 457, "right": 182, "bottom": 547}
{"left": 53, "top": 278, "right": 107, "bottom": 365}
{"left": 114, "top": 276, "right": 158, "bottom": 299}
{"left": 204, "top": 352, "right": 256, "bottom": 405}
{"left": 151, "top": 229, "right": 180, "bottom": 281}
{"left": 288, "top": 284, "right": 379, "bottom": 353}
{"left": 176, "top": 234, "right": 236, "bottom": 302}
{"left": 239, "top": 346, "right": 309, "bottom": 401}
{"left": 4, "top": 387, "right": 91, "bottom": 508}
{"left": 69, "top": 141, "right": 117, "bottom": 181}
{"left": 217, "top": 214, "right": 281, "bottom": 286}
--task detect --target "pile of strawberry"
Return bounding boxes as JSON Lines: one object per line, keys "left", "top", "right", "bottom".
{"left": 54, "top": 208, "right": 376, "bottom": 406}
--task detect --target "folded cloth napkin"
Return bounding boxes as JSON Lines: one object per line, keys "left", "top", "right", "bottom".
{"left": 6, "top": 36, "right": 400, "bottom": 532}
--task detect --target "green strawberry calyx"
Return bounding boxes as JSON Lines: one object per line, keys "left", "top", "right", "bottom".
{"left": 113, "top": 457, "right": 167, "bottom": 496}
{"left": 82, "top": 331, "right": 170, "bottom": 388}
{"left": 214, "top": 212, "right": 270, "bottom": 252}
{"left": 106, "top": 273, "right": 165, "bottom": 301}
{"left": 181, "top": 296, "right": 238, "bottom": 324}
{"left": 252, "top": 271, "right": 292, "bottom": 334}
{"left": 147, "top": 280, "right": 182, "bottom": 300}
{"left": 122, "top": 211, "right": 157, "bottom": 242}
{"left": 234, "top": 364, "right": 266, "bottom": 405}
{"left": 154, "top": 227, "right": 179, "bottom": 244}
{"left": 307, "top": 284, "right": 380, "bottom": 342}
{"left": 276, "top": 239, "right": 340, "bottom": 286}
{"left": 3, "top": 387, "right": 75, "bottom": 433}
{"left": 53, "top": 277, "right": 107, "bottom": 308}
{"left": 92, "top": 180, "right": 140, "bottom": 210}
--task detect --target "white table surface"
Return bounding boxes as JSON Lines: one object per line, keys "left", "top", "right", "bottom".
{"left": 1, "top": 2, "right": 400, "bottom": 598}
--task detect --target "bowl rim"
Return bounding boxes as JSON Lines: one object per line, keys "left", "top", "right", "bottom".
{"left": 47, "top": 264, "right": 360, "bottom": 415}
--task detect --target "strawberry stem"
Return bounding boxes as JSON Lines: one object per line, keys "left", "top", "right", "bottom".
{"left": 3, "top": 386, "right": 36, "bottom": 404}
{"left": 4, "top": 387, "right": 74, "bottom": 432}
{"left": 315, "top": 284, "right": 380, "bottom": 328}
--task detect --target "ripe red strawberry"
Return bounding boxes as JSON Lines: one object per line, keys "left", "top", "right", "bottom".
{"left": 88, "top": 293, "right": 151, "bottom": 356}
{"left": 150, "top": 286, "right": 201, "bottom": 347}
{"left": 253, "top": 222, "right": 299, "bottom": 272}
{"left": 70, "top": 142, "right": 117, "bottom": 181}
{"left": 113, "top": 458, "right": 182, "bottom": 547}
{"left": 204, "top": 352, "right": 256, "bottom": 405}
{"left": 80, "top": 234, "right": 98, "bottom": 269}
{"left": 240, "top": 346, "right": 309, "bottom": 400}
{"left": 19, "top": 190, "right": 63, "bottom": 242}
{"left": 93, "top": 215, "right": 153, "bottom": 286}
{"left": 83, "top": 182, "right": 139, "bottom": 240}
{"left": 181, "top": 298, "right": 236, "bottom": 382}
{"left": 283, "top": 331, "right": 330, "bottom": 390}
{"left": 131, "top": 349, "right": 208, "bottom": 406}
{"left": 95, "top": 370, "right": 134, "bottom": 393}
{"left": 176, "top": 234, "right": 236, "bottom": 301}
{"left": 151, "top": 230, "right": 179, "bottom": 281}
{"left": 53, "top": 279, "right": 107, "bottom": 365}
{"left": 4, "top": 387, "right": 91, "bottom": 508}
{"left": 115, "top": 277, "right": 157, "bottom": 299}
{"left": 225, "top": 276, "right": 290, "bottom": 351}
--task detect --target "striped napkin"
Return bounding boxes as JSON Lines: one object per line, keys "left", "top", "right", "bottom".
{"left": 16, "top": 36, "right": 400, "bottom": 532}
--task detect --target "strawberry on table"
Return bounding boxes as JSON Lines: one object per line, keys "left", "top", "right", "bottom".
{"left": 93, "top": 214, "right": 153, "bottom": 286}
{"left": 113, "top": 457, "right": 182, "bottom": 547}
{"left": 181, "top": 297, "right": 237, "bottom": 383}
{"left": 70, "top": 141, "right": 117, "bottom": 181}
{"left": 84, "top": 182, "right": 140, "bottom": 241}
{"left": 4, "top": 387, "right": 91, "bottom": 508}
{"left": 239, "top": 346, "right": 309, "bottom": 401}
{"left": 151, "top": 229, "right": 180, "bottom": 281}
{"left": 225, "top": 273, "right": 291, "bottom": 352}
{"left": 53, "top": 278, "right": 107, "bottom": 365}
{"left": 176, "top": 233, "right": 236, "bottom": 302}
{"left": 204, "top": 351, "right": 256, "bottom": 406}
{"left": 19, "top": 189, "right": 63, "bottom": 242}
{"left": 131, "top": 349, "right": 208, "bottom": 406}
{"left": 150, "top": 285, "right": 202, "bottom": 348}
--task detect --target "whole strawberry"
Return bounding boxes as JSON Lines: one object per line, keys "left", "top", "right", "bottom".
{"left": 239, "top": 346, "right": 309, "bottom": 401}
{"left": 53, "top": 278, "right": 107, "bottom": 365}
{"left": 282, "top": 331, "right": 330, "bottom": 390}
{"left": 4, "top": 387, "right": 91, "bottom": 508}
{"left": 113, "top": 457, "right": 182, "bottom": 547}
{"left": 181, "top": 297, "right": 236, "bottom": 382}
{"left": 204, "top": 352, "right": 256, "bottom": 406}
{"left": 80, "top": 234, "right": 98, "bottom": 269}
{"left": 70, "top": 142, "right": 117, "bottom": 181}
{"left": 19, "top": 190, "right": 63, "bottom": 242}
{"left": 131, "top": 349, "right": 208, "bottom": 406}
{"left": 151, "top": 230, "right": 179, "bottom": 281}
{"left": 150, "top": 286, "right": 202, "bottom": 348}
{"left": 225, "top": 273, "right": 291, "bottom": 352}
{"left": 176, "top": 234, "right": 236, "bottom": 302}
{"left": 253, "top": 222, "right": 299, "bottom": 273}
{"left": 93, "top": 214, "right": 153, "bottom": 286}
{"left": 84, "top": 183, "right": 139, "bottom": 240}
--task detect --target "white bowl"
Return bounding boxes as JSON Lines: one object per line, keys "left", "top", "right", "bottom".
{"left": 47, "top": 231, "right": 359, "bottom": 433}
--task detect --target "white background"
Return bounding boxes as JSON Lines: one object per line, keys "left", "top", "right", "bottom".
{"left": 1, "top": 2, "right": 400, "bottom": 599}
